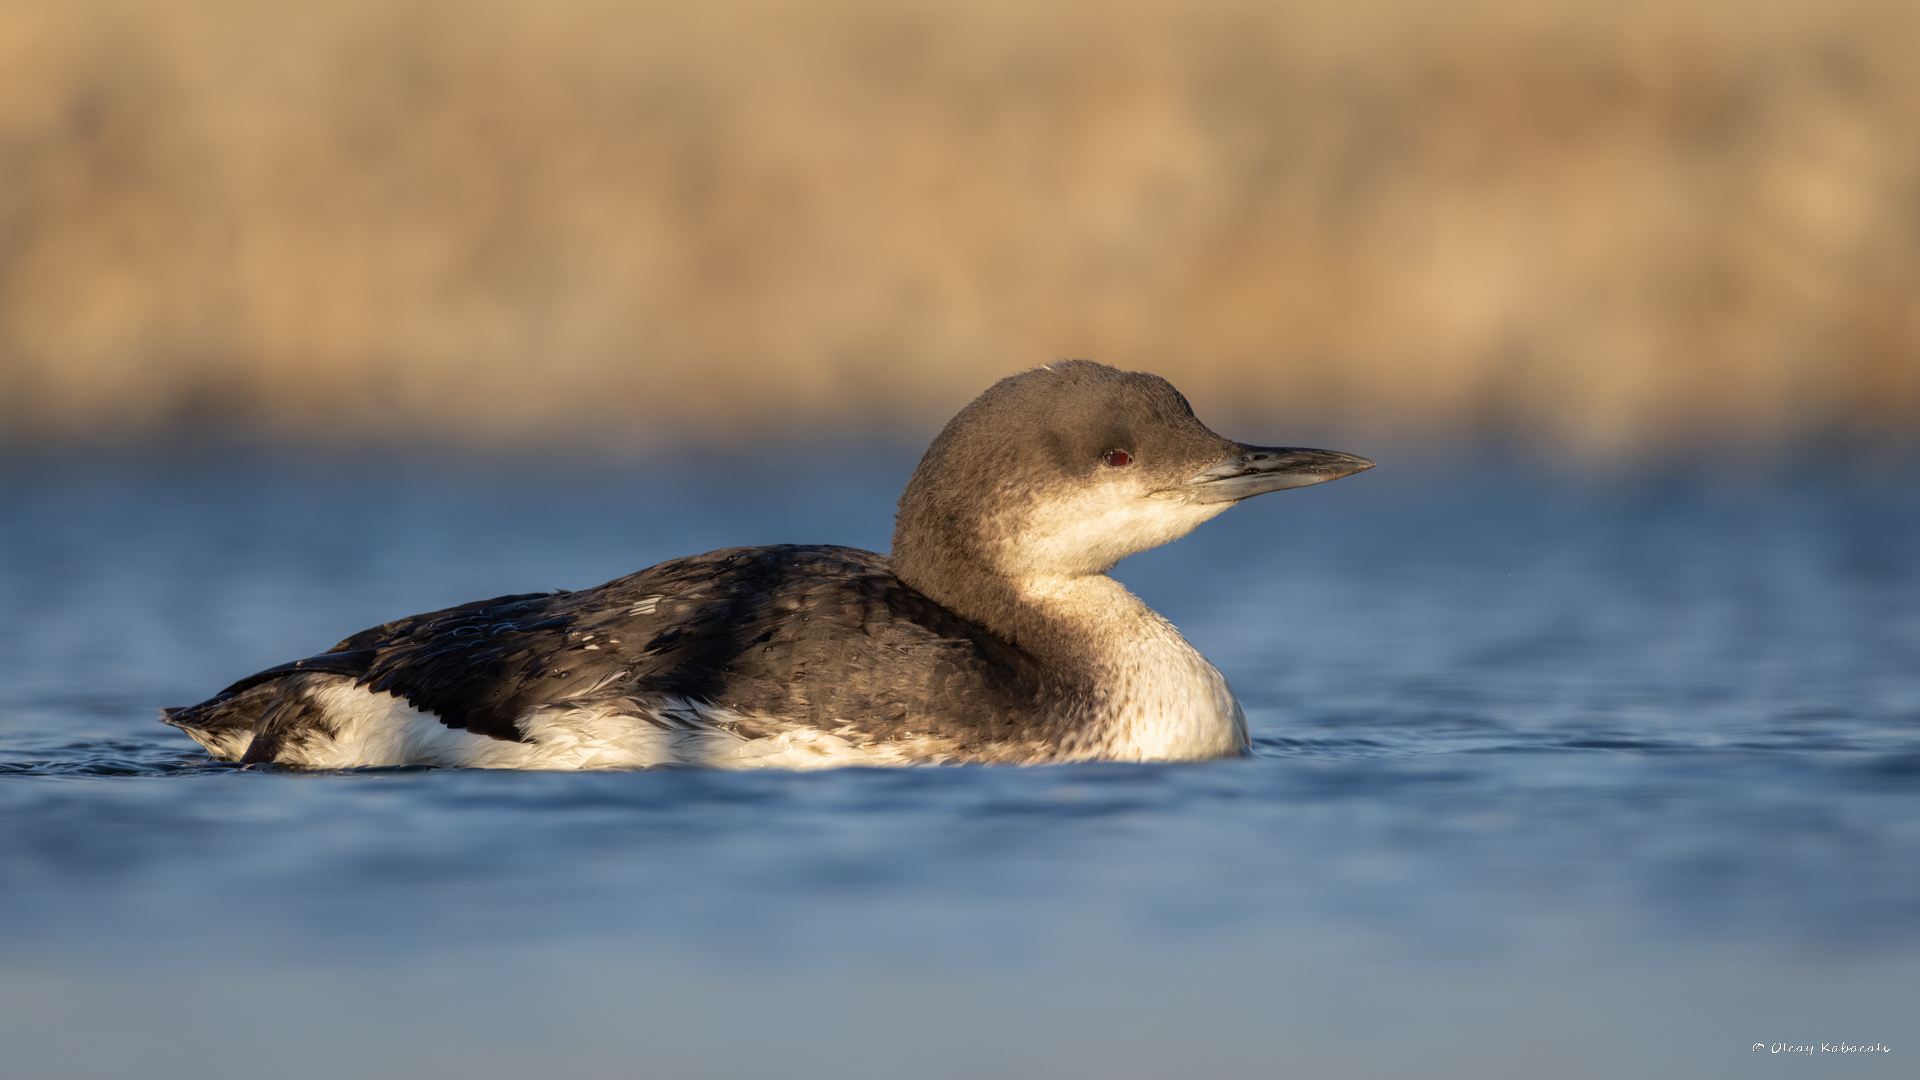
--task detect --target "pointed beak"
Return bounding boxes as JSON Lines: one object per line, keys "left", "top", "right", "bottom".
{"left": 1171, "top": 446, "right": 1376, "bottom": 504}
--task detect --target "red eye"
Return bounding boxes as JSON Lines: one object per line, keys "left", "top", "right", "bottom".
{"left": 1103, "top": 449, "right": 1131, "bottom": 467}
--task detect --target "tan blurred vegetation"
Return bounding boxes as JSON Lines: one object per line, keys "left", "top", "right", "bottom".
{"left": 0, "top": 0, "right": 1916, "bottom": 454}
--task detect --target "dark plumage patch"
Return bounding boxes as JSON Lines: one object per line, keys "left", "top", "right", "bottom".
{"left": 166, "top": 546, "right": 1071, "bottom": 757}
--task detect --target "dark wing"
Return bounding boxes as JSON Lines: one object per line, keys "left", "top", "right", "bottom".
{"left": 168, "top": 545, "right": 1059, "bottom": 753}
{"left": 593, "top": 546, "right": 1058, "bottom": 749}
{"left": 164, "top": 590, "right": 571, "bottom": 744}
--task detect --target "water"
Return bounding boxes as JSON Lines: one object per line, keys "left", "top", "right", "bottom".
{"left": 2, "top": 449, "right": 1916, "bottom": 1079}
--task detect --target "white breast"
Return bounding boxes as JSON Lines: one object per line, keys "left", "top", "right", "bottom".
{"left": 1019, "top": 575, "right": 1250, "bottom": 761}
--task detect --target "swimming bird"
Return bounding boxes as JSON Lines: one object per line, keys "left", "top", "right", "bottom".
{"left": 164, "top": 361, "right": 1373, "bottom": 769}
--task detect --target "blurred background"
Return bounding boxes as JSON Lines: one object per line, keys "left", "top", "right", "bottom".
{"left": 1, "top": 0, "right": 1915, "bottom": 457}
{"left": 5, "top": 5, "right": 1920, "bottom": 1078}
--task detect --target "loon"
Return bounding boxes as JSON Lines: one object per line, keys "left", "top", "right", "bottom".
{"left": 163, "top": 361, "right": 1373, "bottom": 769}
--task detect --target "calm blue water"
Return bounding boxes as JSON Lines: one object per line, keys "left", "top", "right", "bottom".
{"left": 2, "top": 449, "right": 1916, "bottom": 1079}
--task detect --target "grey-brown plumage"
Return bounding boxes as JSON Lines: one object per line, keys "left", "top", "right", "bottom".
{"left": 165, "top": 361, "right": 1374, "bottom": 769}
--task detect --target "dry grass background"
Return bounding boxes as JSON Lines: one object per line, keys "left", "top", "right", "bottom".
{"left": 0, "top": 0, "right": 1915, "bottom": 455}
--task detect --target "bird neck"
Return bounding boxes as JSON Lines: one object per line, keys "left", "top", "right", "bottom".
{"left": 893, "top": 558, "right": 1248, "bottom": 761}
